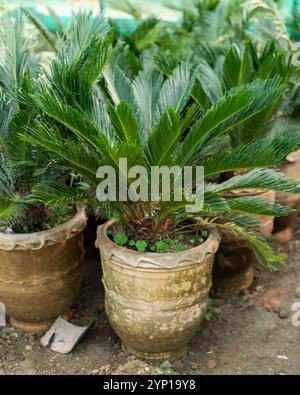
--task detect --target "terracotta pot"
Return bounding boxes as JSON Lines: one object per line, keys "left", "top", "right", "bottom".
{"left": 96, "top": 219, "right": 220, "bottom": 360}
{"left": 274, "top": 149, "right": 300, "bottom": 243}
{"left": 213, "top": 189, "right": 276, "bottom": 293}
{"left": 0, "top": 207, "right": 87, "bottom": 332}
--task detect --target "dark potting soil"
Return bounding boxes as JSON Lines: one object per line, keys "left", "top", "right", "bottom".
{"left": 2, "top": 206, "right": 76, "bottom": 234}
{"left": 108, "top": 225, "right": 209, "bottom": 253}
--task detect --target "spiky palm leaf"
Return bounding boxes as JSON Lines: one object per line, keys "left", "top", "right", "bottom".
{"left": 0, "top": 155, "right": 27, "bottom": 227}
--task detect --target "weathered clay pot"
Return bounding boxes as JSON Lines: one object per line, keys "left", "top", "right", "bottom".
{"left": 0, "top": 207, "right": 87, "bottom": 332}
{"left": 213, "top": 189, "right": 276, "bottom": 293}
{"left": 96, "top": 219, "right": 220, "bottom": 360}
{"left": 273, "top": 149, "right": 300, "bottom": 243}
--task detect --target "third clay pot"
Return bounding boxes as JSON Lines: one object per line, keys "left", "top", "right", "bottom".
{"left": 273, "top": 149, "right": 300, "bottom": 243}
{"left": 213, "top": 189, "right": 276, "bottom": 293}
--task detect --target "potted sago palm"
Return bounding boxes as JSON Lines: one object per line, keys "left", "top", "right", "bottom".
{"left": 22, "top": 21, "right": 300, "bottom": 356}
{"left": 172, "top": 40, "right": 300, "bottom": 291}
{"left": 0, "top": 15, "right": 86, "bottom": 332}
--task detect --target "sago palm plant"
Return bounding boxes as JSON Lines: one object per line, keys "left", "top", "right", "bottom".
{"left": 188, "top": 40, "right": 297, "bottom": 146}
{"left": 0, "top": 14, "right": 74, "bottom": 232}
{"left": 19, "top": 13, "right": 300, "bottom": 269}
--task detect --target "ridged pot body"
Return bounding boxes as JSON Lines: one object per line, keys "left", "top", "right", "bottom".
{"left": 0, "top": 208, "right": 87, "bottom": 332}
{"left": 214, "top": 189, "right": 276, "bottom": 292}
{"left": 96, "top": 220, "right": 220, "bottom": 360}
{"left": 274, "top": 151, "right": 300, "bottom": 242}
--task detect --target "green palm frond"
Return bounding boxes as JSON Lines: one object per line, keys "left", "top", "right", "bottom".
{"left": 145, "top": 107, "right": 181, "bottom": 166}
{"left": 31, "top": 90, "right": 113, "bottom": 158}
{"left": 103, "top": 65, "right": 137, "bottom": 108}
{"left": 222, "top": 41, "right": 294, "bottom": 144}
{"left": 208, "top": 168, "right": 300, "bottom": 194}
{"left": 145, "top": 104, "right": 199, "bottom": 166}
{"left": 129, "top": 18, "right": 162, "bottom": 52}
{"left": 114, "top": 141, "right": 146, "bottom": 170}
{"left": 108, "top": 101, "right": 141, "bottom": 144}
{"left": 0, "top": 13, "right": 34, "bottom": 93}
{"left": 196, "top": 59, "right": 223, "bottom": 104}
{"left": 55, "top": 11, "right": 109, "bottom": 65}
{"left": 227, "top": 196, "right": 294, "bottom": 217}
{"left": 156, "top": 62, "right": 195, "bottom": 118}
{"left": 21, "top": 122, "right": 100, "bottom": 183}
{"left": 0, "top": 11, "right": 38, "bottom": 141}
{"left": 175, "top": 77, "right": 282, "bottom": 165}
{"left": 152, "top": 50, "right": 180, "bottom": 76}
{"left": 47, "top": 7, "right": 65, "bottom": 35}
{"left": 202, "top": 191, "right": 230, "bottom": 214}
{"left": 30, "top": 181, "right": 97, "bottom": 206}
{"left": 5, "top": 109, "right": 34, "bottom": 161}
{"left": 212, "top": 220, "right": 285, "bottom": 270}
{"left": 45, "top": 11, "right": 111, "bottom": 113}
{"left": 21, "top": 7, "right": 57, "bottom": 52}
{"left": 223, "top": 43, "right": 254, "bottom": 89}
{"left": 0, "top": 154, "right": 27, "bottom": 227}
{"left": 0, "top": 154, "right": 16, "bottom": 196}
{"left": 132, "top": 69, "right": 164, "bottom": 135}
{"left": 0, "top": 198, "right": 27, "bottom": 227}
{"left": 90, "top": 93, "right": 113, "bottom": 139}
{"left": 203, "top": 133, "right": 300, "bottom": 176}
{"left": 0, "top": 91, "right": 15, "bottom": 138}
{"left": 107, "top": 0, "right": 143, "bottom": 20}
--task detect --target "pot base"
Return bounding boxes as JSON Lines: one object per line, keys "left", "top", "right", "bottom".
{"left": 10, "top": 317, "right": 54, "bottom": 333}
{"left": 122, "top": 343, "right": 187, "bottom": 361}
{"left": 213, "top": 265, "right": 254, "bottom": 293}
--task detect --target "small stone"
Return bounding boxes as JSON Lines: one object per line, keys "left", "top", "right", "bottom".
{"left": 89, "top": 369, "right": 99, "bottom": 375}
{"left": 173, "top": 360, "right": 185, "bottom": 370}
{"left": 25, "top": 345, "right": 32, "bottom": 352}
{"left": 278, "top": 308, "right": 290, "bottom": 319}
{"left": 100, "top": 364, "right": 111, "bottom": 373}
{"left": 206, "top": 359, "right": 217, "bottom": 369}
{"left": 295, "top": 287, "right": 300, "bottom": 298}
{"left": 160, "top": 360, "right": 172, "bottom": 369}
{"left": 277, "top": 355, "right": 288, "bottom": 360}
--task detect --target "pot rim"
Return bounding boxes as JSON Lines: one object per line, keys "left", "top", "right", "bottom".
{"left": 97, "top": 218, "right": 220, "bottom": 259}
{"left": 0, "top": 206, "right": 87, "bottom": 251}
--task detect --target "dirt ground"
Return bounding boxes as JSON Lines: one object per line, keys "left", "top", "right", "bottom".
{"left": 1, "top": 225, "right": 300, "bottom": 376}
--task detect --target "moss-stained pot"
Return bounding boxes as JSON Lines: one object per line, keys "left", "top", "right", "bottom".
{"left": 96, "top": 219, "right": 220, "bottom": 360}
{"left": 273, "top": 149, "right": 300, "bottom": 243}
{"left": 0, "top": 207, "right": 87, "bottom": 332}
{"left": 213, "top": 189, "right": 276, "bottom": 293}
